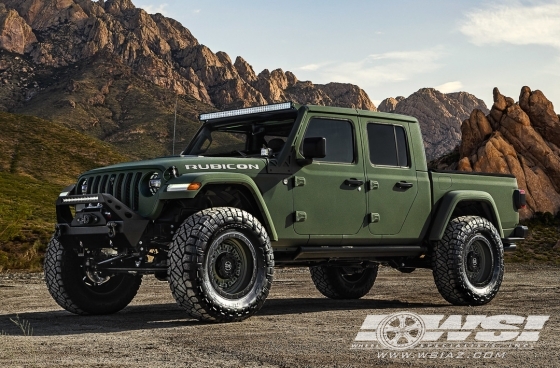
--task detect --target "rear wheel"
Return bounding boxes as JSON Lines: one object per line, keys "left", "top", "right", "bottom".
{"left": 44, "top": 237, "right": 142, "bottom": 315}
{"left": 309, "top": 264, "right": 378, "bottom": 299}
{"left": 432, "top": 216, "right": 504, "bottom": 305}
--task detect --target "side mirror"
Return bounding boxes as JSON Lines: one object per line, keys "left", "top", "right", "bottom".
{"left": 302, "top": 137, "right": 326, "bottom": 159}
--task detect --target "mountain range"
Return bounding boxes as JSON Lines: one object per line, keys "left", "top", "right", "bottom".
{"left": 0, "top": 0, "right": 375, "bottom": 110}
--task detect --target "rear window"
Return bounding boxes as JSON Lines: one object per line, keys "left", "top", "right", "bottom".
{"left": 367, "top": 123, "right": 409, "bottom": 167}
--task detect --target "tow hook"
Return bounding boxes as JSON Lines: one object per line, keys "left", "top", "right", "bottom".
{"left": 107, "top": 222, "right": 117, "bottom": 238}
{"left": 54, "top": 224, "right": 62, "bottom": 238}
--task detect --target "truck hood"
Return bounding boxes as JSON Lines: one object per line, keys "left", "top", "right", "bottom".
{"left": 84, "top": 156, "right": 268, "bottom": 176}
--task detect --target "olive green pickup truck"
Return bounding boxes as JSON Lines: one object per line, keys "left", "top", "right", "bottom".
{"left": 45, "top": 102, "right": 527, "bottom": 322}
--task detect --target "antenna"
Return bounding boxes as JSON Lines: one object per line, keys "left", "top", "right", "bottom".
{"left": 172, "top": 93, "right": 178, "bottom": 155}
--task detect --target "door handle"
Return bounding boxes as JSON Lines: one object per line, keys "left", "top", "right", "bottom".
{"left": 345, "top": 178, "right": 364, "bottom": 186}
{"left": 395, "top": 181, "right": 413, "bottom": 189}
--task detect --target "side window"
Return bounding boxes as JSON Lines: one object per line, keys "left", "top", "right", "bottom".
{"left": 395, "top": 126, "right": 409, "bottom": 167}
{"left": 303, "top": 118, "right": 354, "bottom": 163}
{"left": 367, "top": 123, "right": 410, "bottom": 167}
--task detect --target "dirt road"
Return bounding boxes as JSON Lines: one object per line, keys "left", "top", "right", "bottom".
{"left": 1, "top": 264, "right": 559, "bottom": 367}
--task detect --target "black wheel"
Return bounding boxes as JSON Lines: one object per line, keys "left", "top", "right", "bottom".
{"left": 309, "top": 264, "right": 378, "bottom": 299}
{"left": 44, "top": 237, "right": 142, "bottom": 315}
{"left": 432, "top": 216, "right": 504, "bottom": 306}
{"left": 168, "top": 207, "right": 274, "bottom": 322}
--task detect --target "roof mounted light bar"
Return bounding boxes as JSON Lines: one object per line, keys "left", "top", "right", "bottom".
{"left": 199, "top": 102, "right": 294, "bottom": 121}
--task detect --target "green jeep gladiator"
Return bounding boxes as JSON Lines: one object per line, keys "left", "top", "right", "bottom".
{"left": 45, "top": 102, "right": 528, "bottom": 322}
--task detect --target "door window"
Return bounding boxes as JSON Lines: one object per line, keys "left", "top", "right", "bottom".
{"left": 367, "top": 123, "right": 409, "bottom": 167}
{"left": 303, "top": 118, "right": 354, "bottom": 163}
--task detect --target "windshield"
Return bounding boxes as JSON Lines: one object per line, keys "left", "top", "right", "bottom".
{"left": 184, "top": 118, "right": 296, "bottom": 157}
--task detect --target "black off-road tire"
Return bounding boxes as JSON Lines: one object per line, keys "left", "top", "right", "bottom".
{"left": 44, "top": 237, "right": 142, "bottom": 315}
{"left": 432, "top": 216, "right": 504, "bottom": 306}
{"left": 309, "top": 264, "right": 378, "bottom": 299}
{"left": 168, "top": 207, "right": 274, "bottom": 322}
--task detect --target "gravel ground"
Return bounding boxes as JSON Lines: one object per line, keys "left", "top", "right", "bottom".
{"left": 0, "top": 264, "right": 559, "bottom": 368}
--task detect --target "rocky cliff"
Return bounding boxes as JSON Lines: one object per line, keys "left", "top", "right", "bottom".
{"left": 0, "top": 48, "right": 215, "bottom": 159}
{"left": 0, "top": 0, "right": 375, "bottom": 112}
{"left": 377, "top": 96, "right": 404, "bottom": 113}
{"left": 378, "top": 88, "right": 488, "bottom": 161}
{"left": 454, "top": 87, "right": 560, "bottom": 220}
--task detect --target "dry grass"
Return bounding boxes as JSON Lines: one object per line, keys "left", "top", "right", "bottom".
{"left": 0, "top": 112, "right": 132, "bottom": 270}
{"left": 506, "top": 213, "right": 560, "bottom": 264}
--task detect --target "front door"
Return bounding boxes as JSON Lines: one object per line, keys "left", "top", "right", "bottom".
{"left": 293, "top": 115, "right": 367, "bottom": 235}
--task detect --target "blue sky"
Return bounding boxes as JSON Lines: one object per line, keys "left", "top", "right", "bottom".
{"left": 133, "top": 0, "right": 560, "bottom": 109}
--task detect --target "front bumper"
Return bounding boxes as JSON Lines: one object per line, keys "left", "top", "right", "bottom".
{"left": 56, "top": 193, "right": 149, "bottom": 248}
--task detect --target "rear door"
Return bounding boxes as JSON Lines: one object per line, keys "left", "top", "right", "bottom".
{"left": 293, "top": 115, "right": 367, "bottom": 235}
{"left": 361, "top": 120, "right": 418, "bottom": 235}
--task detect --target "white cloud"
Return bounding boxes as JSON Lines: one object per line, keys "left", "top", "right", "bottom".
{"left": 320, "top": 48, "right": 444, "bottom": 85}
{"left": 299, "top": 63, "right": 323, "bottom": 71}
{"left": 460, "top": 1, "right": 560, "bottom": 49}
{"left": 434, "top": 81, "right": 463, "bottom": 93}
{"left": 139, "top": 3, "right": 169, "bottom": 15}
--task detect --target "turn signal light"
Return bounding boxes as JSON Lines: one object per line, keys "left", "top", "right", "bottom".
{"left": 167, "top": 182, "right": 202, "bottom": 192}
{"left": 187, "top": 182, "right": 201, "bottom": 190}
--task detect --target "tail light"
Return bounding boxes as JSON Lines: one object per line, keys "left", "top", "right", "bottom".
{"left": 513, "top": 189, "right": 526, "bottom": 210}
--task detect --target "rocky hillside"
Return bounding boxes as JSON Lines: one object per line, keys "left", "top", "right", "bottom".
{"left": 378, "top": 89, "right": 489, "bottom": 160}
{"left": 0, "top": 0, "right": 374, "bottom": 113}
{"left": 445, "top": 86, "right": 560, "bottom": 220}
{"left": 0, "top": 48, "right": 214, "bottom": 159}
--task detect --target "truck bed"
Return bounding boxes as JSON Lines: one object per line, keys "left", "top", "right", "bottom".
{"left": 429, "top": 170, "right": 520, "bottom": 238}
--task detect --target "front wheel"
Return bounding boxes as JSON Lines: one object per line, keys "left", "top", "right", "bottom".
{"left": 432, "top": 216, "right": 504, "bottom": 306}
{"left": 168, "top": 208, "right": 274, "bottom": 322}
{"left": 44, "top": 237, "right": 142, "bottom": 315}
{"left": 309, "top": 264, "right": 378, "bottom": 299}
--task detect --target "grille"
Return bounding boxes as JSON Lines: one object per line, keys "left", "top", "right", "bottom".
{"left": 81, "top": 171, "right": 144, "bottom": 211}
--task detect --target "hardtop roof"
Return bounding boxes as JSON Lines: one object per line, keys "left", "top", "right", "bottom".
{"left": 199, "top": 102, "right": 418, "bottom": 125}
{"left": 302, "top": 104, "right": 418, "bottom": 123}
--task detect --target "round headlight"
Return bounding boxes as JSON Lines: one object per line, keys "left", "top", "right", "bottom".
{"left": 148, "top": 173, "right": 161, "bottom": 195}
{"left": 80, "top": 179, "right": 88, "bottom": 194}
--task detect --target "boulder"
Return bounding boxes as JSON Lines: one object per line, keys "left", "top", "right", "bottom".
{"left": 457, "top": 87, "right": 560, "bottom": 219}
{"left": 377, "top": 96, "right": 404, "bottom": 113}
{"left": 0, "top": 4, "right": 36, "bottom": 54}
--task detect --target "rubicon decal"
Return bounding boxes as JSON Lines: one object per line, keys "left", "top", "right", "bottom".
{"left": 185, "top": 164, "right": 260, "bottom": 170}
